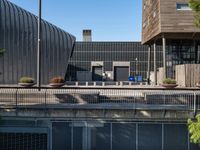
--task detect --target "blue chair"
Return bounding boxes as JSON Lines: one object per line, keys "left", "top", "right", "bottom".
{"left": 128, "top": 76, "right": 135, "bottom": 81}
{"left": 137, "top": 76, "right": 143, "bottom": 82}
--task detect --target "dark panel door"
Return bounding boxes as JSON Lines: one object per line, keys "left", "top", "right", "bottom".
{"left": 114, "top": 66, "right": 129, "bottom": 81}
{"left": 92, "top": 66, "right": 103, "bottom": 81}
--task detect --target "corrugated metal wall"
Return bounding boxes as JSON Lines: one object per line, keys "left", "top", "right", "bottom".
{"left": 0, "top": 0, "right": 76, "bottom": 84}
{"left": 67, "top": 42, "right": 163, "bottom": 80}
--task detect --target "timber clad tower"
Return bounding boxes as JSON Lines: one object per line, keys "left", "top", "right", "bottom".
{"left": 142, "top": 0, "right": 200, "bottom": 84}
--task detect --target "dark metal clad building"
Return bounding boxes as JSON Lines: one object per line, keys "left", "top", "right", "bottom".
{"left": 67, "top": 42, "right": 163, "bottom": 81}
{"left": 0, "top": 0, "right": 76, "bottom": 84}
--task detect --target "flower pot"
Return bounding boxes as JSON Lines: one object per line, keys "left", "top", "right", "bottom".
{"left": 162, "top": 84, "right": 178, "bottom": 88}
{"left": 19, "top": 82, "right": 35, "bottom": 87}
{"left": 196, "top": 83, "right": 200, "bottom": 88}
{"left": 49, "top": 82, "right": 65, "bottom": 87}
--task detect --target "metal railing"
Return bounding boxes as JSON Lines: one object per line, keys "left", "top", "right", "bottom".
{"left": 0, "top": 87, "right": 199, "bottom": 112}
{"left": 65, "top": 81, "right": 147, "bottom": 86}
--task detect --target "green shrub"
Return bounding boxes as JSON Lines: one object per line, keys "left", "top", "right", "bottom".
{"left": 163, "top": 78, "right": 176, "bottom": 84}
{"left": 188, "top": 115, "right": 200, "bottom": 146}
{"left": 19, "top": 77, "right": 34, "bottom": 83}
{"left": 49, "top": 76, "right": 65, "bottom": 83}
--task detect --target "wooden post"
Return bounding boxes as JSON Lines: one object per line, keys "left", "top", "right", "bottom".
{"left": 154, "top": 42, "right": 157, "bottom": 85}
{"left": 147, "top": 45, "right": 151, "bottom": 85}
{"left": 162, "top": 36, "right": 166, "bottom": 79}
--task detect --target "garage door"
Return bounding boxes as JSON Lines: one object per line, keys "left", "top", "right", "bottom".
{"left": 92, "top": 66, "right": 103, "bottom": 81}
{"left": 114, "top": 66, "right": 129, "bottom": 81}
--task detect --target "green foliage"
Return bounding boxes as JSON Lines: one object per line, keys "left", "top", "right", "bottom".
{"left": 19, "top": 77, "right": 34, "bottom": 83}
{"left": 0, "top": 48, "right": 5, "bottom": 57}
{"left": 189, "top": 0, "right": 200, "bottom": 28}
{"left": 188, "top": 115, "right": 200, "bottom": 146}
{"left": 163, "top": 78, "right": 177, "bottom": 84}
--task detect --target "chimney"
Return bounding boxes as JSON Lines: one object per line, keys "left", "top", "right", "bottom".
{"left": 83, "top": 29, "right": 92, "bottom": 42}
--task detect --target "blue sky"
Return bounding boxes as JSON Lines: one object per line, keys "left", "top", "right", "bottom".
{"left": 9, "top": 0, "right": 142, "bottom": 41}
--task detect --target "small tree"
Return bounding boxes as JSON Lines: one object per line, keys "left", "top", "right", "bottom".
{"left": 189, "top": 0, "right": 200, "bottom": 27}
{"left": 188, "top": 114, "right": 200, "bottom": 146}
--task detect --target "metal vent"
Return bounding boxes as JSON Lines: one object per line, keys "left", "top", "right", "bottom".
{"left": 0, "top": 133, "right": 47, "bottom": 150}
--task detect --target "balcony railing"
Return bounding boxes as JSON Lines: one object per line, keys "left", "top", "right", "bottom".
{"left": 0, "top": 86, "right": 199, "bottom": 112}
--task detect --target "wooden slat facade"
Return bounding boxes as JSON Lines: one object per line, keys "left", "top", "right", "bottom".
{"left": 176, "top": 64, "right": 200, "bottom": 87}
{"left": 142, "top": 0, "right": 200, "bottom": 44}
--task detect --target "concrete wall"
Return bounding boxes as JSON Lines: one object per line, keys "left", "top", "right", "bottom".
{"left": 157, "top": 67, "right": 164, "bottom": 85}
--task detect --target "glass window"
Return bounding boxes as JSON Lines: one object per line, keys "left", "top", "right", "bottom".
{"left": 176, "top": 3, "right": 191, "bottom": 10}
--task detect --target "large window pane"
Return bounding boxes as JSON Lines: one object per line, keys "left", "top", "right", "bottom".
{"left": 52, "top": 122, "right": 71, "bottom": 150}
{"left": 164, "top": 124, "right": 188, "bottom": 150}
{"left": 112, "top": 123, "right": 136, "bottom": 150}
{"left": 90, "top": 123, "right": 111, "bottom": 150}
{"left": 73, "top": 127, "right": 83, "bottom": 150}
{"left": 138, "top": 124, "right": 162, "bottom": 150}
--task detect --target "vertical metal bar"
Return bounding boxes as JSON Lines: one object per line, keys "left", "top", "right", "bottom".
{"left": 162, "top": 36, "right": 166, "bottom": 79}
{"left": 154, "top": 42, "right": 157, "bottom": 85}
{"left": 147, "top": 45, "right": 151, "bottom": 85}
{"left": 188, "top": 128, "right": 190, "bottom": 150}
{"left": 15, "top": 89, "right": 18, "bottom": 112}
{"left": 136, "top": 123, "right": 138, "bottom": 150}
{"left": 110, "top": 123, "right": 113, "bottom": 150}
{"left": 71, "top": 124, "right": 73, "bottom": 150}
{"left": 194, "top": 92, "right": 196, "bottom": 115}
{"left": 45, "top": 89, "right": 47, "bottom": 109}
{"left": 162, "top": 123, "right": 164, "bottom": 150}
{"left": 37, "top": 0, "right": 42, "bottom": 90}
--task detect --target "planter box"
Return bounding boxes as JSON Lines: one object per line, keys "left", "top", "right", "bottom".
{"left": 162, "top": 84, "right": 178, "bottom": 88}
{"left": 19, "top": 83, "right": 35, "bottom": 87}
{"left": 49, "top": 83, "right": 65, "bottom": 87}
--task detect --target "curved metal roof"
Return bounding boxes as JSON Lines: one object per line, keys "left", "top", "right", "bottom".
{"left": 0, "top": 0, "right": 76, "bottom": 84}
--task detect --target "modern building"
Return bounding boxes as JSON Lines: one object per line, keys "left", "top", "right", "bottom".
{"left": 0, "top": 0, "right": 76, "bottom": 84}
{"left": 66, "top": 31, "right": 163, "bottom": 82}
{"left": 142, "top": 0, "right": 200, "bottom": 84}
{"left": 0, "top": 1, "right": 200, "bottom": 150}
{"left": 67, "top": 41, "right": 163, "bottom": 82}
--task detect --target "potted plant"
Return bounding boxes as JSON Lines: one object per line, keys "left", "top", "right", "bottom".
{"left": 19, "top": 77, "right": 35, "bottom": 87}
{"left": 49, "top": 76, "right": 65, "bottom": 87}
{"left": 196, "top": 81, "right": 200, "bottom": 88}
{"left": 162, "top": 78, "right": 178, "bottom": 88}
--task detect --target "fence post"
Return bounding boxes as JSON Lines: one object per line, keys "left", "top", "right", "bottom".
{"left": 15, "top": 89, "right": 18, "bottom": 113}
{"left": 45, "top": 89, "right": 47, "bottom": 109}
{"left": 193, "top": 92, "right": 196, "bottom": 115}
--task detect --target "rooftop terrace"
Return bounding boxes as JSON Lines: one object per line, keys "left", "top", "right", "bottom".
{"left": 0, "top": 86, "right": 199, "bottom": 113}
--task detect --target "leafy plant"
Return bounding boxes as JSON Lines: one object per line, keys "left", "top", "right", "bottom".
{"left": 49, "top": 76, "right": 65, "bottom": 83}
{"left": 188, "top": 115, "right": 200, "bottom": 146}
{"left": 163, "top": 78, "right": 177, "bottom": 84}
{"left": 19, "top": 77, "right": 34, "bottom": 83}
{"left": 0, "top": 48, "right": 5, "bottom": 57}
{"left": 189, "top": 0, "right": 200, "bottom": 28}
